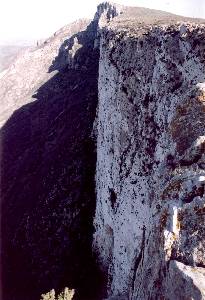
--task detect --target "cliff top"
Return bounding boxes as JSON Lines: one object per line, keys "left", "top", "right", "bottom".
{"left": 105, "top": 4, "right": 205, "bottom": 33}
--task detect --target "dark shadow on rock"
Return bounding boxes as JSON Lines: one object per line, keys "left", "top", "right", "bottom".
{"left": 48, "top": 20, "right": 99, "bottom": 73}
{"left": 0, "top": 19, "right": 105, "bottom": 300}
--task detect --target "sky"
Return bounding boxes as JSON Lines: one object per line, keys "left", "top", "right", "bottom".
{"left": 0, "top": 0, "right": 205, "bottom": 45}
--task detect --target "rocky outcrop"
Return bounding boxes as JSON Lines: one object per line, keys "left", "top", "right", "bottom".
{"left": 0, "top": 19, "right": 91, "bottom": 127}
{"left": 93, "top": 9, "right": 205, "bottom": 300}
{"left": 1, "top": 2, "right": 205, "bottom": 300}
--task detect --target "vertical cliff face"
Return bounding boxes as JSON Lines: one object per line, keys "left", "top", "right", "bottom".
{"left": 1, "top": 2, "right": 205, "bottom": 300}
{"left": 94, "top": 12, "right": 205, "bottom": 299}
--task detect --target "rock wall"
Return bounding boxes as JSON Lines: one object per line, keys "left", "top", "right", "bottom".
{"left": 94, "top": 19, "right": 205, "bottom": 299}
{"left": 1, "top": 2, "right": 205, "bottom": 300}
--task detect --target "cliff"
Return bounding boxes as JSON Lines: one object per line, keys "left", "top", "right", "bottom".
{"left": 0, "top": 2, "right": 205, "bottom": 300}
{"left": 94, "top": 7, "right": 205, "bottom": 299}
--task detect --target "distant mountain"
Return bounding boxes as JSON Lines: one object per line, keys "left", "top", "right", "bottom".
{"left": 0, "top": 45, "right": 28, "bottom": 72}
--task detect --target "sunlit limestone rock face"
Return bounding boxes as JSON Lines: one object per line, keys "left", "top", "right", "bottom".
{"left": 94, "top": 12, "right": 205, "bottom": 299}
{"left": 1, "top": 2, "right": 205, "bottom": 300}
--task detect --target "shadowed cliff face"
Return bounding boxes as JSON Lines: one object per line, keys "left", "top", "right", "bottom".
{"left": 0, "top": 16, "right": 102, "bottom": 300}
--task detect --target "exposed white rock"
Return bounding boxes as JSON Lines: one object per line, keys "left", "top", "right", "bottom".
{"left": 94, "top": 14, "right": 205, "bottom": 299}
{"left": 165, "top": 260, "right": 205, "bottom": 299}
{"left": 1, "top": 3, "right": 205, "bottom": 299}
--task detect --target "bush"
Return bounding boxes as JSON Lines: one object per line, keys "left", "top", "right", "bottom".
{"left": 41, "top": 287, "right": 75, "bottom": 300}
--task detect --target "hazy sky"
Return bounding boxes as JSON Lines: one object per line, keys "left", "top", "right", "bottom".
{"left": 0, "top": 0, "right": 205, "bottom": 44}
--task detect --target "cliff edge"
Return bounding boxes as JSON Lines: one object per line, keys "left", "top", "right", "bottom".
{"left": 0, "top": 2, "right": 205, "bottom": 300}
{"left": 94, "top": 5, "right": 205, "bottom": 300}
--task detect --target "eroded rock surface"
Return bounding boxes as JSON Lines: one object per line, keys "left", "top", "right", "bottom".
{"left": 1, "top": 2, "right": 205, "bottom": 300}
{"left": 93, "top": 10, "right": 205, "bottom": 300}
